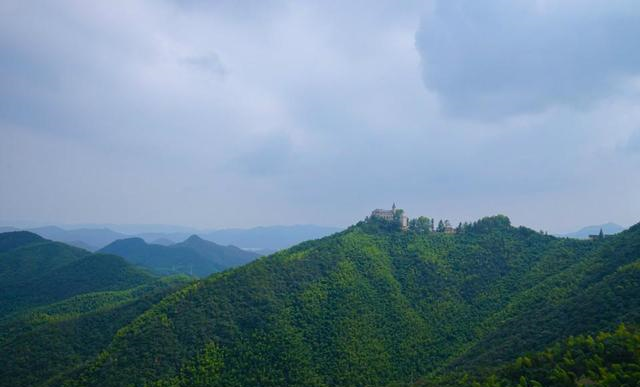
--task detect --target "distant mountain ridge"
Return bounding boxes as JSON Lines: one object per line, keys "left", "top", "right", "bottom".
{"left": 0, "top": 231, "right": 155, "bottom": 316}
{"left": 201, "top": 224, "right": 343, "bottom": 253}
{"left": 0, "top": 226, "right": 130, "bottom": 251}
{"left": 0, "top": 224, "right": 342, "bottom": 253}
{"left": 174, "top": 235, "right": 258, "bottom": 268}
{"left": 560, "top": 222, "right": 625, "bottom": 239}
{"left": 99, "top": 235, "right": 259, "bottom": 277}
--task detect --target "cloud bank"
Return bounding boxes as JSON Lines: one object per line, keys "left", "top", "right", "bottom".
{"left": 416, "top": 0, "right": 640, "bottom": 118}
{"left": 1, "top": 0, "right": 639, "bottom": 233}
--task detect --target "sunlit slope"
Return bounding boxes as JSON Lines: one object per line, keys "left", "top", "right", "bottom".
{"left": 62, "top": 216, "right": 640, "bottom": 387}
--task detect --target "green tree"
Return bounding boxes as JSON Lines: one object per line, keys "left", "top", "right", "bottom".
{"left": 411, "top": 217, "right": 432, "bottom": 233}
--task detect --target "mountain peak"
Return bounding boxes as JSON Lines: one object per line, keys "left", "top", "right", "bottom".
{"left": 118, "top": 237, "right": 147, "bottom": 245}
{"left": 100, "top": 237, "right": 148, "bottom": 250}
{"left": 0, "top": 230, "right": 46, "bottom": 253}
{"left": 185, "top": 234, "right": 204, "bottom": 243}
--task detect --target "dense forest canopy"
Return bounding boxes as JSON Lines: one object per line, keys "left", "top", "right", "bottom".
{"left": 0, "top": 216, "right": 639, "bottom": 387}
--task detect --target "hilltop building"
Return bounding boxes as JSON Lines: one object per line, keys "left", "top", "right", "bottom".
{"left": 371, "top": 203, "right": 409, "bottom": 230}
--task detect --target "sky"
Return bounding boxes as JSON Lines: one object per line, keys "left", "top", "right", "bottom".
{"left": 1, "top": 0, "right": 640, "bottom": 233}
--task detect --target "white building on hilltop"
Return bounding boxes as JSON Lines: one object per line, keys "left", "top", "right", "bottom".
{"left": 371, "top": 203, "right": 409, "bottom": 230}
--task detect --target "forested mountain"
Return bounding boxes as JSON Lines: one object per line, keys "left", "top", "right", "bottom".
{"left": 42, "top": 216, "right": 638, "bottom": 387}
{"left": 0, "top": 277, "right": 191, "bottom": 387}
{"left": 0, "top": 232, "right": 154, "bottom": 316}
{"left": 23, "top": 226, "right": 130, "bottom": 251}
{"left": 0, "top": 230, "right": 47, "bottom": 253}
{"left": 0, "top": 223, "right": 343, "bottom": 254}
{"left": 173, "top": 235, "right": 258, "bottom": 268}
{"left": 0, "top": 231, "right": 193, "bottom": 387}
{"left": 420, "top": 324, "right": 640, "bottom": 387}
{"left": 99, "top": 236, "right": 259, "bottom": 277}
{"left": 99, "top": 237, "right": 219, "bottom": 277}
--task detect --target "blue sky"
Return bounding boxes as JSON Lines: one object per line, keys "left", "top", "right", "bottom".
{"left": 1, "top": 0, "right": 640, "bottom": 232}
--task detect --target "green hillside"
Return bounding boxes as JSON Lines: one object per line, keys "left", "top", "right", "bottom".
{"left": 0, "top": 230, "right": 46, "bottom": 253}
{"left": 445, "top": 223, "right": 640, "bottom": 371}
{"left": 99, "top": 236, "right": 259, "bottom": 277}
{"left": 0, "top": 232, "right": 194, "bottom": 387}
{"left": 0, "top": 232, "right": 156, "bottom": 316}
{"left": 419, "top": 324, "right": 640, "bottom": 387}
{"left": 3, "top": 218, "right": 639, "bottom": 387}
{"left": 53, "top": 216, "right": 639, "bottom": 387}
{"left": 0, "top": 276, "right": 192, "bottom": 387}
{"left": 0, "top": 231, "right": 89, "bottom": 290}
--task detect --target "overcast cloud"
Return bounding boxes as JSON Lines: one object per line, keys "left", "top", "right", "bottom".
{"left": 1, "top": 0, "right": 639, "bottom": 233}
{"left": 416, "top": 0, "right": 640, "bottom": 118}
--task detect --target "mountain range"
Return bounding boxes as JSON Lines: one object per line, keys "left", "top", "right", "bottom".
{"left": 0, "top": 231, "right": 152, "bottom": 316}
{"left": 1, "top": 215, "right": 639, "bottom": 387}
{"left": 0, "top": 231, "right": 193, "bottom": 387}
{"left": 559, "top": 222, "right": 626, "bottom": 239}
{"left": 198, "top": 224, "right": 344, "bottom": 254}
{"left": 0, "top": 224, "right": 342, "bottom": 253}
{"left": 99, "top": 235, "right": 259, "bottom": 277}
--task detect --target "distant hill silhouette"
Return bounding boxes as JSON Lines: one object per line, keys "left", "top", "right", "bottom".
{"left": 99, "top": 236, "right": 259, "bottom": 277}
{"left": 136, "top": 225, "right": 343, "bottom": 253}
{"left": 560, "top": 222, "right": 625, "bottom": 239}
{"left": 173, "top": 235, "right": 258, "bottom": 268}
{"left": 151, "top": 237, "right": 175, "bottom": 246}
{"left": 202, "top": 224, "right": 343, "bottom": 253}
{"left": 10, "top": 226, "right": 130, "bottom": 251}
{"left": 2, "top": 224, "right": 342, "bottom": 254}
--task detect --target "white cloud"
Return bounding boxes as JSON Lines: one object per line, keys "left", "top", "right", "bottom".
{"left": 1, "top": 0, "right": 640, "bottom": 231}
{"left": 416, "top": 0, "right": 640, "bottom": 119}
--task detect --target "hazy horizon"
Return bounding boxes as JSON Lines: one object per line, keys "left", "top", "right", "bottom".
{"left": 2, "top": 0, "right": 640, "bottom": 233}
{"left": 0, "top": 216, "right": 629, "bottom": 236}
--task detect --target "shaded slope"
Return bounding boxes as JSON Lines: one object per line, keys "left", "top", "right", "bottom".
{"left": 420, "top": 324, "right": 640, "bottom": 387}
{"left": 0, "top": 231, "right": 46, "bottom": 253}
{"left": 1, "top": 252, "right": 155, "bottom": 317}
{"left": 0, "top": 276, "right": 192, "bottom": 387}
{"left": 0, "top": 231, "right": 89, "bottom": 289}
{"left": 99, "top": 237, "right": 219, "bottom": 277}
{"left": 0, "top": 232, "right": 155, "bottom": 316}
{"left": 173, "top": 235, "right": 258, "bottom": 268}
